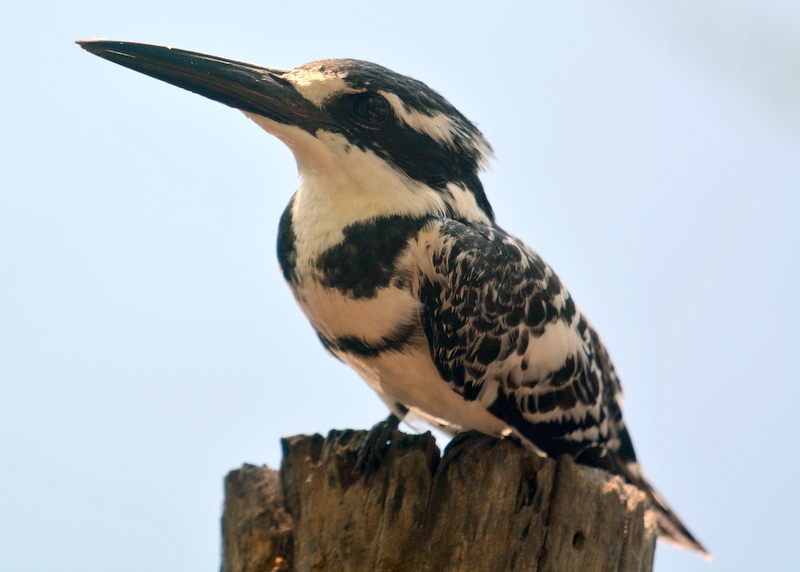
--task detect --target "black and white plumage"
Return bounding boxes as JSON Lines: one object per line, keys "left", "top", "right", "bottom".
{"left": 79, "top": 40, "right": 708, "bottom": 558}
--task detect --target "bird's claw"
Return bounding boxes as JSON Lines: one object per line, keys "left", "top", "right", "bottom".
{"left": 354, "top": 413, "right": 400, "bottom": 477}
{"left": 439, "top": 430, "right": 499, "bottom": 481}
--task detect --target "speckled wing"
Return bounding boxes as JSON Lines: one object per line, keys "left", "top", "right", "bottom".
{"left": 416, "top": 218, "right": 638, "bottom": 474}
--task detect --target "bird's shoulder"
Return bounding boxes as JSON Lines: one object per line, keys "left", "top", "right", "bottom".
{"left": 414, "top": 218, "right": 572, "bottom": 347}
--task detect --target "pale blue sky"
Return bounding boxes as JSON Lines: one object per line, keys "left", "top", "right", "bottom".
{"left": 2, "top": 1, "right": 799, "bottom": 571}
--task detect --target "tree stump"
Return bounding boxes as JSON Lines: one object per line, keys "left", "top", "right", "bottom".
{"left": 221, "top": 429, "right": 657, "bottom": 572}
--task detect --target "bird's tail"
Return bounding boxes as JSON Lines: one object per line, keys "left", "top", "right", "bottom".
{"left": 618, "top": 460, "right": 711, "bottom": 561}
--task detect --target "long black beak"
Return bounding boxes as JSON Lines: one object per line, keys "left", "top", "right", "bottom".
{"left": 77, "top": 40, "right": 332, "bottom": 130}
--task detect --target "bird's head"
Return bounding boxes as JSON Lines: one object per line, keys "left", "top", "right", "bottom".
{"left": 78, "top": 41, "right": 495, "bottom": 227}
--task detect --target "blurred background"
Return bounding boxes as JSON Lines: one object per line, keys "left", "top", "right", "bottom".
{"left": 2, "top": 1, "right": 798, "bottom": 570}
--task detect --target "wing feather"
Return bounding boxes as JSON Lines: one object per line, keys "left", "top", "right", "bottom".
{"left": 416, "top": 219, "right": 633, "bottom": 467}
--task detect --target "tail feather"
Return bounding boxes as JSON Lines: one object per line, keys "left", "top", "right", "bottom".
{"left": 617, "top": 457, "right": 711, "bottom": 561}
{"left": 646, "top": 482, "right": 711, "bottom": 561}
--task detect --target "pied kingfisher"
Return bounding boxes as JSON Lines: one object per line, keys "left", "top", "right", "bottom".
{"left": 79, "top": 40, "right": 708, "bottom": 557}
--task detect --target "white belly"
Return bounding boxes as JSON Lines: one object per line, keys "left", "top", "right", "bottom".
{"left": 343, "top": 345, "right": 512, "bottom": 438}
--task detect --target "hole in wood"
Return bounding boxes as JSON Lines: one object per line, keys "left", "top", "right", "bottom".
{"left": 572, "top": 530, "right": 586, "bottom": 550}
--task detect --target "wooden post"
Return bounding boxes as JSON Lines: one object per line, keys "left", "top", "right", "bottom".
{"left": 221, "top": 429, "right": 657, "bottom": 572}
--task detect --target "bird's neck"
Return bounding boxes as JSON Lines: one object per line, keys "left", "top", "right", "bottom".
{"left": 288, "top": 175, "right": 439, "bottom": 258}
{"left": 290, "top": 174, "right": 492, "bottom": 259}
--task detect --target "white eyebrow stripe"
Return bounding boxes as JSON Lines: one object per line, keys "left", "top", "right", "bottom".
{"left": 380, "top": 91, "right": 494, "bottom": 169}
{"left": 380, "top": 91, "right": 459, "bottom": 145}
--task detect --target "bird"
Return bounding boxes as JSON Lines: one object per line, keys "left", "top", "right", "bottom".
{"left": 78, "top": 39, "right": 708, "bottom": 558}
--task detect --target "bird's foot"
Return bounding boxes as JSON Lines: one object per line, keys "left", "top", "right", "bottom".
{"left": 439, "top": 430, "right": 500, "bottom": 481}
{"left": 354, "top": 413, "right": 400, "bottom": 477}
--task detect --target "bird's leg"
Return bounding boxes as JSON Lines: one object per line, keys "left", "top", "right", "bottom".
{"left": 354, "top": 412, "right": 401, "bottom": 476}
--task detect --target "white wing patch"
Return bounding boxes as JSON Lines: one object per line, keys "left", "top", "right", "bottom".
{"left": 488, "top": 318, "right": 585, "bottom": 388}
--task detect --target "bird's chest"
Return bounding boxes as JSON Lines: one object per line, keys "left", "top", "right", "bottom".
{"left": 290, "top": 276, "right": 420, "bottom": 345}
{"left": 277, "top": 207, "right": 429, "bottom": 342}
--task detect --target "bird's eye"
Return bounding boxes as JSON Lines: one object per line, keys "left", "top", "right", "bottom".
{"left": 351, "top": 94, "right": 390, "bottom": 125}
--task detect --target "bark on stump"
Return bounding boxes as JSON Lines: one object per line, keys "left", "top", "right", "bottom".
{"left": 221, "top": 429, "right": 657, "bottom": 572}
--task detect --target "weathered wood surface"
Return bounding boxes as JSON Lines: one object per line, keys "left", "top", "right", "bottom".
{"left": 222, "top": 464, "right": 293, "bottom": 572}
{"left": 221, "top": 429, "right": 657, "bottom": 572}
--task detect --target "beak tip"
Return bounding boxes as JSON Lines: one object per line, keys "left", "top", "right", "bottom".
{"left": 76, "top": 39, "right": 112, "bottom": 56}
